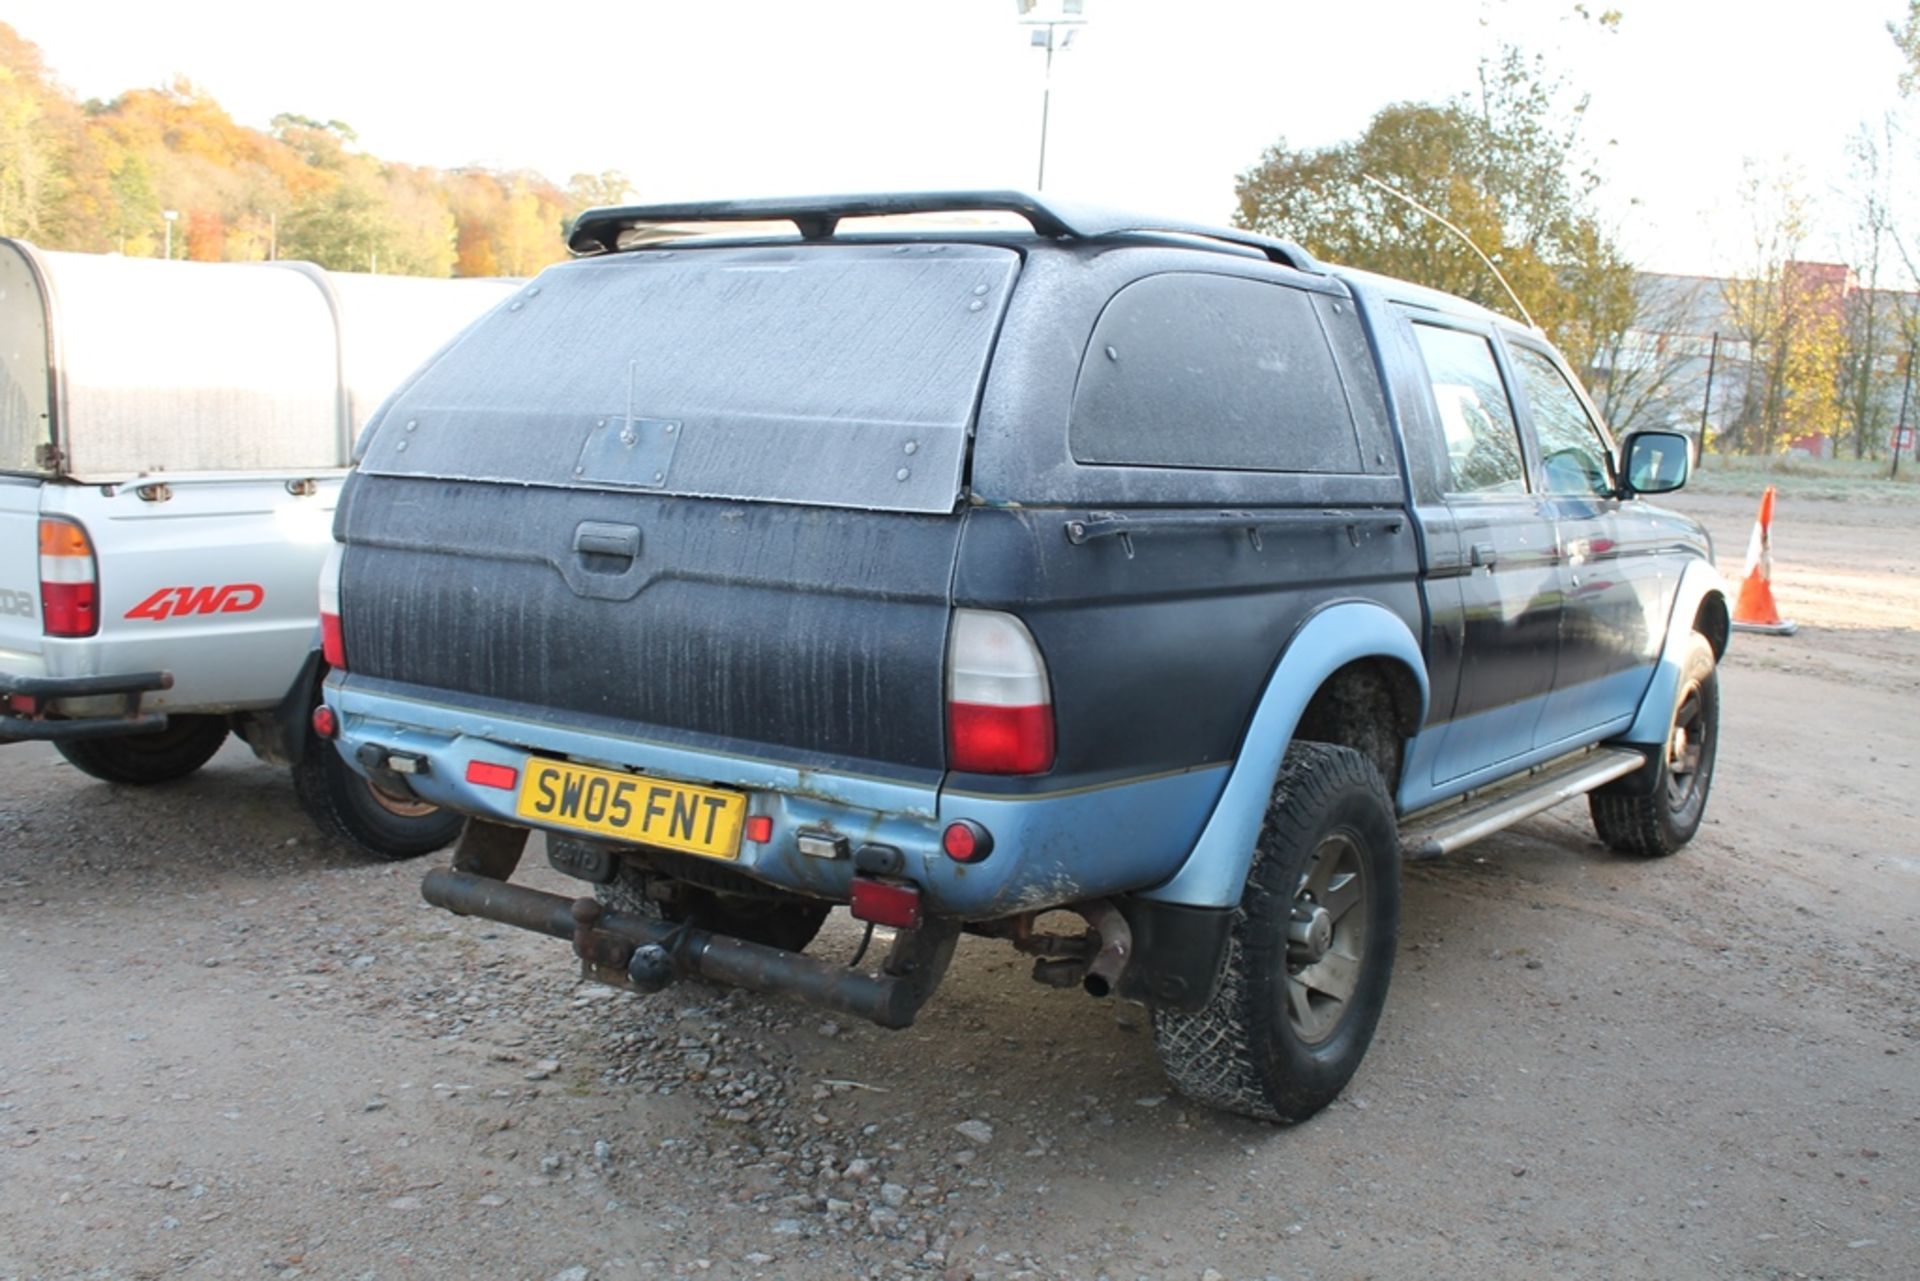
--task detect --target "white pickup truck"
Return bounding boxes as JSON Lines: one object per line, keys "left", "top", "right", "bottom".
{"left": 0, "top": 241, "right": 515, "bottom": 857}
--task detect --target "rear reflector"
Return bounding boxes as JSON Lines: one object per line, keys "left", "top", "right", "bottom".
{"left": 311, "top": 705, "right": 338, "bottom": 739}
{"left": 946, "top": 609, "right": 1054, "bottom": 775}
{"left": 745, "top": 815, "right": 773, "bottom": 844}
{"left": 466, "top": 760, "right": 519, "bottom": 790}
{"left": 318, "top": 544, "right": 345, "bottom": 669}
{"left": 38, "top": 517, "right": 98, "bottom": 638}
{"left": 850, "top": 877, "right": 923, "bottom": 930}
{"left": 941, "top": 819, "right": 993, "bottom": 863}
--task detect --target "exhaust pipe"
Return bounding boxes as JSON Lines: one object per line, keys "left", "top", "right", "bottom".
{"left": 1074, "top": 899, "right": 1132, "bottom": 998}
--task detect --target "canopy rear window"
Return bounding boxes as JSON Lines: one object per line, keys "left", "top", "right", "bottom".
{"left": 1068, "top": 272, "right": 1378, "bottom": 474}
{"left": 359, "top": 243, "right": 1021, "bottom": 514}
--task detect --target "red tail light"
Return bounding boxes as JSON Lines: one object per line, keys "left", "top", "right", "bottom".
{"left": 39, "top": 518, "right": 98, "bottom": 638}
{"left": 946, "top": 609, "right": 1054, "bottom": 775}
{"left": 318, "top": 544, "right": 345, "bottom": 669}
{"left": 948, "top": 703, "right": 1055, "bottom": 775}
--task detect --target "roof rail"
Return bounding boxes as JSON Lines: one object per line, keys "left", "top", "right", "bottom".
{"left": 566, "top": 190, "right": 1319, "bottom": 272}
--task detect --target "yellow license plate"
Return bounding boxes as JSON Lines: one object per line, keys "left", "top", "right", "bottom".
{"left": 515, "top": 759, "right": 747, "bottom": 860}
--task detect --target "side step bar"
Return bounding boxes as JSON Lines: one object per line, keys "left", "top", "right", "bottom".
{"left": 1399, "top": 747, "right": 1646, "bottom": 861}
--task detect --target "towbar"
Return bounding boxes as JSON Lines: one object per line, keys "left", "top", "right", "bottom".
{"left": 420, "top": 868, "right": 955, "bottom": 1030}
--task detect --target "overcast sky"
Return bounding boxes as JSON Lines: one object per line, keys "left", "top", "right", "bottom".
{"left": 11, "top": 0, "right": 1914, "bottom": 276}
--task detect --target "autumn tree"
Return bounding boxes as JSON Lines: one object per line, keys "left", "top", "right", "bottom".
{"left": 0, "top": 19, "right": 627, "bottom": 275}
{"left": 1235, "top": 38, "right": 1634, "bottom": 380}
{"left": 1834, "top": 120, "right": 1910, "bottom": 460}
{"left": 445, "top": 170, "right": 577, "bottom": 277}
{"left": 0, "top": 24, "right": 90, "bottom": 242}
{"left": 566, "top": 170, "right": 636, "bottom": 218}
{"left": 1721, "top": 168, "right": 1845, "bottom": 455}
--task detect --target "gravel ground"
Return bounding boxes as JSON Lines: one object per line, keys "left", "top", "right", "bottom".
{"left": 1, "top": 489, "right": 1915, "bottom": 1281}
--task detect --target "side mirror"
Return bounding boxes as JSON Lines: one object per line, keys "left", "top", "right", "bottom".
{"left": 1619, "top": 430, "right": 1692, "bottom": 496}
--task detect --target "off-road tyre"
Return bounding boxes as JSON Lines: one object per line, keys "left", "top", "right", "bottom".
{"left": 1590, "top": 631, "right": 1718, "bottom": 858}
{"left": 597, "top": 861, "right": 830, "bottom": 953}
{"left": 1152, "top": 742, "right": 1400, "bottom": 1123}
{"left": 55, "top": 716, "right": 229, "bottom": 785}
{"left": 292, "top": 734, "right": 463, "bottom": 861}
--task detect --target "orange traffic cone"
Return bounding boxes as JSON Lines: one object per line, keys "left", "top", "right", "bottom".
{"left": 1731, "top": 485, "right": 1797, "bottom": 635}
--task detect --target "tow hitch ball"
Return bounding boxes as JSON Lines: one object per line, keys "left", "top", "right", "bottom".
{"left": 627, "top": 942, "right": 675, "bottom": 992}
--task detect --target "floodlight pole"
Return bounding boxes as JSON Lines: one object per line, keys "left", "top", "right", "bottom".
{"left": 1019, "top": 8, "right": 1086, "bottom": 192}
{"left": 1037, "top": 27, "right": 1056, "bottom": 190}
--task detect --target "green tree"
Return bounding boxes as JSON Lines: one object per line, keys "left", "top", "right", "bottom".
{"left": 1234, "top": 38, "right": 1633, "bottom": 380}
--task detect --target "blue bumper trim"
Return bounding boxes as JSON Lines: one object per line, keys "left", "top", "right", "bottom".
{"left": 325, "top": 679, "right": 1225, "bottom": 919}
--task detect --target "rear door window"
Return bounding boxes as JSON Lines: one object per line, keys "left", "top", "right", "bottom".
{"left": 358, "top": 243, "right": 1020, "bottom": 514}
{"left": 1410, "top": 323, "right": 1527, "bottom": 496}
{"left": 1068, "top": 273, "right": 1369, "bottom": 474}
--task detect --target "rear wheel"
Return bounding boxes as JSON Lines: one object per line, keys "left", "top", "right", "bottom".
{"left": 55, "top": 716, "right": 229, "bottom": 785}
{"left": 1152, "top": 742, "right": 1400, "bottom": 1123}
{"left": 292, "top": 734, "right": 464, "bottom": 861}
{"left": 597, "top": 860, "right": 830, "bottom": 953}
{"left": 1590, "top": 631, "right": 1719, "bottom": 857}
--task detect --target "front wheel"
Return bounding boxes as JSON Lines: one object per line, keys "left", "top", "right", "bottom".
{"left": 1152, "top": 742, "right": 1401, "bottom": 1123}
{"left": 55, "top": 716, "right": 229, "bottom": 785}
{"left": 292, "top": 735, "right": 464, "bottom": 861}
{"left": 1590, "top": 631, "right": 1719, "bottom": 857}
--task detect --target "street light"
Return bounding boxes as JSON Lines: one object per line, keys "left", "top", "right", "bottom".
{"left": 1016, "top": 1, "right": 1087, "bottom": 191}
{"left": 161, "top": 209, "right": 178, "bottom": 260}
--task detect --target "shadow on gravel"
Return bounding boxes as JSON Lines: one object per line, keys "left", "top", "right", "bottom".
{"left": 0, "top": 739, "right": 419, "bottom": 907}
{"left": 507, "top": 815, "right": 1643, "bottom": 1189}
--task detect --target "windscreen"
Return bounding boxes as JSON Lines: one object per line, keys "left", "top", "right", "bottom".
{"left": 358, "top": 243, "right": 1021, "bottom": 513}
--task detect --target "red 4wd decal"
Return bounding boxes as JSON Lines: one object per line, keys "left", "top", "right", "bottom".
{"left": 125, "top": 583, "right": 265, "bottom": 621}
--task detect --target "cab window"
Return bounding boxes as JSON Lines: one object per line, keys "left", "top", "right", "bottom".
{"left": 1410, "top": 324, "right": 1526, "bottom": 496}
{"left": 1510, "top": 346, "right": 1615, "bottom": 498}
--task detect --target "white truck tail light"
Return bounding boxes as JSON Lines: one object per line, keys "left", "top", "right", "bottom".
{"left": 946, "top": 608, "right": 1054, "bottom": 775}
{"left": 318, "top": 542, "right": 346, "bottom": 669}
{"left": 38, "top": 517, "right": 99, "bottom": 638}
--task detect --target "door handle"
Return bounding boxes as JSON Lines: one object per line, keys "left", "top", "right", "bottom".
{"left": 574, "top": 521, "right": 642, "bottom": 560}
{"left": 1470, "top": 541, "right": 1498, "bottom": 568}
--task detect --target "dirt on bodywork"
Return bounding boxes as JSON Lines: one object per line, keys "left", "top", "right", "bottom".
{"left": 0, "top": 488, "right": 1914, "bottom": 1280}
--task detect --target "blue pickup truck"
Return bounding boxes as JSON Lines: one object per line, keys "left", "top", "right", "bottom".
{"left": 315, "top": 192, "right": 1725, "bottom": 1122}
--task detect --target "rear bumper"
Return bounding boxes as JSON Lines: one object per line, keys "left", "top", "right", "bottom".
{"left": 0, "top": 669, "right": 173, "bottom": 742}
{"left": 325, "top": 676, "right": 1226, "bottom": 919}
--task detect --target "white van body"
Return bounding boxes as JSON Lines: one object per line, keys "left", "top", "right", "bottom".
{"left": 0, "top": 241, "right": 514, "bottom": 853}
